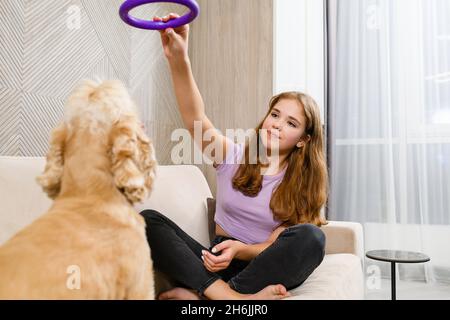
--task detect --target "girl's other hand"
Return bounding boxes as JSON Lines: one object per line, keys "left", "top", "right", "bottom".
{"left": 201, "top": 240, "right": 243, "bottom": 273}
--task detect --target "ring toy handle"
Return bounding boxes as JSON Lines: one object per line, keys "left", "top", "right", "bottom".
{"left": 119, "top": 0, "right": 200, "bottom": 30}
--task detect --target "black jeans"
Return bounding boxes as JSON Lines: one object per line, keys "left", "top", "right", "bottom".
{"left": 140, "top": 209, "right": 326, "bottom": 296}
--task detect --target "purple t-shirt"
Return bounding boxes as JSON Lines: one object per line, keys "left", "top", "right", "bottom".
{"left": 214, "top": 143, "right": 285, "bottom": 244}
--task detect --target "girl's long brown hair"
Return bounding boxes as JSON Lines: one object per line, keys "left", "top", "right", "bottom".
{"left": 232, "top": 92, "right": 328, "bottom": 227}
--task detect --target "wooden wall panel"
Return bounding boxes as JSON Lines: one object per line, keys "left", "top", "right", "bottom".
{"left": 189, "top": 0, "right": 274, "bottom": 194}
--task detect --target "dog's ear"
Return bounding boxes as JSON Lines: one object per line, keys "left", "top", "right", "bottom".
{"left": 109, "top": 118, "right": 157, "bottom": 204}
{"left": 136, "top": 124, "right": 157, "bottom": 194}
{"left": 36, "top": 123, "right": 67, "bottom": 199}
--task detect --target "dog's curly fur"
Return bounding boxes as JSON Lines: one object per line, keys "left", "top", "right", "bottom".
{"left": 0, "top": 79, "right": 157, "bottom": 299}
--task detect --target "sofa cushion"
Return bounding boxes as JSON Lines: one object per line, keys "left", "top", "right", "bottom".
{"left": 207, "top": 198, "right": 216, "bottom": 244}
{"left": 0, "top": 157, "right": 51, "bottom": 245}
{"left": 134, "top": 165, "right": 213, "bottom": 248}
{"left": 0, "top": 158, "right": 213, "bottom": 248}
{"left": 287, "top": 254, "right": 364, "bottom": 300}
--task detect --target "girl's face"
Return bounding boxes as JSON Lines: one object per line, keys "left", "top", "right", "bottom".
{"left": 261, "top": 98, "right": 309, "bottom": 153}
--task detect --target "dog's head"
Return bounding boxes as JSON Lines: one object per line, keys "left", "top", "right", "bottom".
{"left": 36, "top": 79, "right": 157, "bottom": 204}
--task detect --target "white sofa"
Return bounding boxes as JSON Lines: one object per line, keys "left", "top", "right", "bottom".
{"left": 0, "top": 156, "right": 365, "bottom": 299}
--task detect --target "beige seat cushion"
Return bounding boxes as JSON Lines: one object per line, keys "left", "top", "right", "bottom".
{"left": 287, "top": 254, "right": 364, "bottom": 300}
{"left": 0, "top": 157, "right": 51, "bottom": 245}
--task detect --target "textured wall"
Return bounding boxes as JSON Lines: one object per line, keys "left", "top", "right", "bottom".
{"left": 0, "top": 0, "right": 185, "bottom": 165}
{"left": 0, "top": 0, "right": 274, "bottom": 193}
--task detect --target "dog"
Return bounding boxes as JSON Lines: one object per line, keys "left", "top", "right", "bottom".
{"left": 0, "top": 79, "right": 157, "bottom": 299}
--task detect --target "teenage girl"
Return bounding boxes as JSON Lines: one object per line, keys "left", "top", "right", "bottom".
{"left": 140, "top": 13, "right": 328, "bottom": 300}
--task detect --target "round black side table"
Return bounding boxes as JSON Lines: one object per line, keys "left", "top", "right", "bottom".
{"left": 365, "top": 250, "right": 430, "bottom": 300}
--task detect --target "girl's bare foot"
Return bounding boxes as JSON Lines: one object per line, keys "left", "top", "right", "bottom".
{"left": 158, "top": 287, "right": 201, "bottom": 300}
{"left": 202, "top": 279, "right": 290, "bottom": 300}
{"left": 248, "top": 284, "right": 290, "bottom": 300}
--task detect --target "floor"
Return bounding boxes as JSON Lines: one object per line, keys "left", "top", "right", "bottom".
{"left": 365, "top": 279, "right": 450, "bottom": 300}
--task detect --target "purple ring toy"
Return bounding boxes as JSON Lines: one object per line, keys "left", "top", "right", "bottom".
{"left": 119, "top": 0, "right": 200, "bottom": 30}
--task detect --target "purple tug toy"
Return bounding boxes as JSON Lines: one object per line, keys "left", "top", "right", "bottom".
{"left": 119, "top": 0, "right": 200, "bottom": 30}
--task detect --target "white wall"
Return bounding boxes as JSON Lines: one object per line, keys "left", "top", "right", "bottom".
{"left": 274, "top": 0, "right": 325, "bottom": 123}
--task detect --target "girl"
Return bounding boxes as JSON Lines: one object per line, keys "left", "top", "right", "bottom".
{"left": 140, "top": 14, "right": 328, "bottom": 300}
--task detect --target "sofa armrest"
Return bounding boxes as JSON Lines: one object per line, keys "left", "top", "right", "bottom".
{"left": 321, "top": 221, "right": 364, "bottom": 261}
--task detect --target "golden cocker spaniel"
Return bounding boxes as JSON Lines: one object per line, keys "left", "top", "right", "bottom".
{"left": 0, "top": 79, "right": 157, "bottom": 299}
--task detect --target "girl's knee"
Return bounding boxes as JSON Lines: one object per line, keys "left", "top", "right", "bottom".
{"left": 140, "top": 209, "right": 165, "bottom": 224}
{"left": 287, "top": 224, "right": 326, "bottom": 253}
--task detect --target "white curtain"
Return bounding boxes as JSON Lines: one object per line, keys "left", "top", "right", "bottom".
{"left": 328, "top": 0, "right": 450, "bottom": 284}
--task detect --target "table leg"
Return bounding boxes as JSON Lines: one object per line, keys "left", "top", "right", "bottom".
{"left": 391, "top": 262, "right": 396, "bottom": 300}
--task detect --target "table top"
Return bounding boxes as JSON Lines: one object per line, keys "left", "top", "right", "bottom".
{"left": 366, "top": 250, "right": 430, "bottom": 263}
